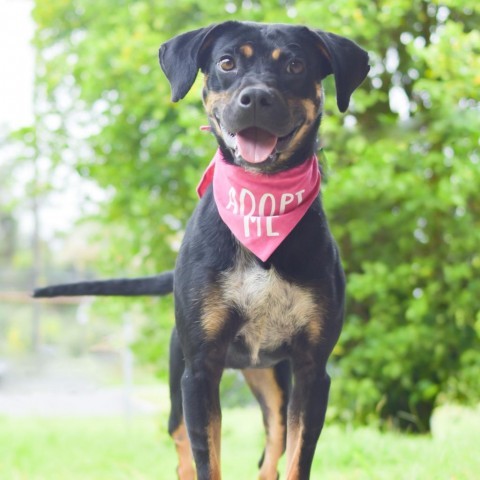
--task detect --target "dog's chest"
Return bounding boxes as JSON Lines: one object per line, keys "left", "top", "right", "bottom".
{"left": 219, "top": 255, "right": 321, "bottom": 363}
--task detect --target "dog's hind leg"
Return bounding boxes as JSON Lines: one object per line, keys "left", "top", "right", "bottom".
{"left": 168, "top": 328, "right": 195, "bottom": 480}
{"left": 243, "top": 360, "right": 292, "bottom": 480}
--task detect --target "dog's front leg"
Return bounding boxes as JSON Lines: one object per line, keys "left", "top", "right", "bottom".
{"left": 181, "top": 348, "right": 225, "bottom": 480}
{"left": 285, "top": 358, "right": 331, "bottom": 480}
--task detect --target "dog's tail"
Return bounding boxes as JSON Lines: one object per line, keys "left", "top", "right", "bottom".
{"left": 33, "top": 271, "right": 174, "bottom": 298}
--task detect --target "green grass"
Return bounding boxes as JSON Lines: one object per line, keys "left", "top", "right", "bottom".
{"left": 1, "top": 405, "right": 479, "bottom": 479}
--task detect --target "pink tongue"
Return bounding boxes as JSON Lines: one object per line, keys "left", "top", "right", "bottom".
{"left": 236, "top": 127, "right": 278, "bottom": 164}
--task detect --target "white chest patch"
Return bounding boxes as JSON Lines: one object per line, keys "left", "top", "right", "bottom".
{"left": 219, "top": 254, "right": 322, "bottom": 363}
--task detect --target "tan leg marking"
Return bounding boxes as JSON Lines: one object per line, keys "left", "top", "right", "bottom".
{"left": 243, "top": 369, "right": 286, "bottom": 480}
{"left": 172, "top": 421, "right": 196, "bottom": 480}
{"left": 200, "top": 287, "right": 228, "bottom": 340}
{"left": 285, "top": 418, "right": 304, "bottom": 480}
{"left": 207, "top": 414, "right": 222, "bottom": 480}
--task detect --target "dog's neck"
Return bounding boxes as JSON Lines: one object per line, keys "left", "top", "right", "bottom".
{"left": 197, "top": 149, "right": 321, "bottom": 261}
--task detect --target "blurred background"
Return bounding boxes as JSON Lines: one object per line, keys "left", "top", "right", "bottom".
{"left": 0, "top": 0, "right": 479, "bottom": 478}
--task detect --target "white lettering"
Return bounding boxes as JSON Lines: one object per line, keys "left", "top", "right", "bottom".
{"left": 244, "top": 216, "right": 262, "bottom": 237}
{"left": 256, "top": 217, "right": 262, "bottom": 237}
{"left": 295, "top": 189, "right": 305, "bottom": 204}
{"left": 243, "top": 216, "right": 250, "bottom": 237}
{"left": 239, "top": 188, "right": 255, "bottom": 216}
{"left": 279, "top": 193, "right": 295, "bottom": 214}
{"left": 226, "top": 187, "right": 238, "bottom": 214}
{"left": 258, "top": 193, "right": 276, "bottom": 216}
{"left": 266, "top": 217, "right": 280, "bottom": 237}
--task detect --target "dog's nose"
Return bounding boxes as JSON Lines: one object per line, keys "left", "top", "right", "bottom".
{"left": 239, "top": 87, "right": 274, "bottom": 109}
{"left": 225, "top": 85, "right": 290, "bottom": 135}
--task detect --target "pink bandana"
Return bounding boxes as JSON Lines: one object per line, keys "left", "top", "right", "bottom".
{"left": 197, "top": 150, "right": 321, "bottom": 261}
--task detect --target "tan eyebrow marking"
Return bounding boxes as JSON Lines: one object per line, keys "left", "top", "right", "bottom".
{"left": 271, "top": 48, "right": 282, "bottom": 60}
{"left": 240, "top": 44, "right": 254, "bottom": 58}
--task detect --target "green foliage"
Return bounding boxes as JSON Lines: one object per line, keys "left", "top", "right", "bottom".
{"left": 32, "top": 0, "right": 480, "bottom": 430}
{"left": 322, "top": 1, "right": 480, "bottom": 431}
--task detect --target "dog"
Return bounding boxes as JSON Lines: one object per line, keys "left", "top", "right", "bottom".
{"left": 35, "top": 21, "right": 369, "bottom": 480}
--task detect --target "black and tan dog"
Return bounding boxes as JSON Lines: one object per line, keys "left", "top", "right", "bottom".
{"left": 35, "top": 21, "right": 369, "bottom": 480}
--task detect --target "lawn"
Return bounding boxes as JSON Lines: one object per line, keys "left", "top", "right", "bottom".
{"left": 1, "top": 405, "right": 479, "bottom": 479}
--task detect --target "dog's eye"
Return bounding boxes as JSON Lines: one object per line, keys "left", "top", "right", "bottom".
{"left": 286, "top": 59, "right": 305, "bottom": 75}
{"left": 218, "top": 56, "right": 236, "bottom": 72}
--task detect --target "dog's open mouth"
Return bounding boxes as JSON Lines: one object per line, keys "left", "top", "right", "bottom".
{"left": 237, "top": 128, "right": 277, "bottom": 164}
{"left": 220, "top": 124, "right": 297, "bottom": 165}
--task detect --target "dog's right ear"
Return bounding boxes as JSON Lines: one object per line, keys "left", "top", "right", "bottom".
{"left": 159, "top": 22, "right": 237, "bottom": 102}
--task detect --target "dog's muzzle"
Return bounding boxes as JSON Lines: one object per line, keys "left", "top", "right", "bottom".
{"left": 217, "top": 85, "right": 299, "bottom": 165}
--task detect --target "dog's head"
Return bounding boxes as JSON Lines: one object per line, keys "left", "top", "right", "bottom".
{"left": 159, "top": 21, "right": 369, "bottom": 172}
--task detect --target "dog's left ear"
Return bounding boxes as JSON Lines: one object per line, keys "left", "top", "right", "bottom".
{"left": 308, "top": 29, "right": 370, "bottom": 113}
{"left": 159, "top": 22, "right": 238, "bottom": 102}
